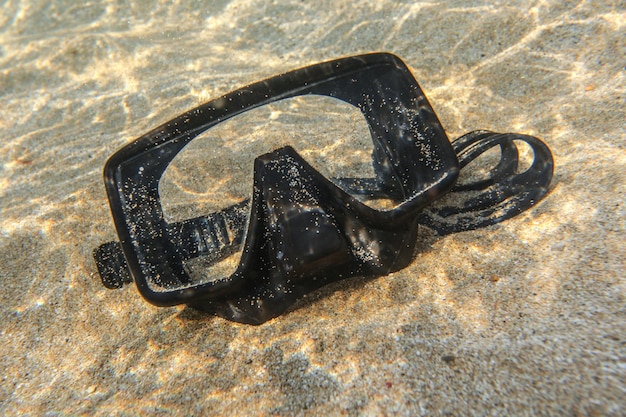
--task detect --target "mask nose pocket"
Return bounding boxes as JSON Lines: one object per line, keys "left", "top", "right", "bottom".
{"left": 254, "top": 147, "right": 354, "bottom": 282}
{"left": 275, "top": 209, "right": 352, "bottom": 276}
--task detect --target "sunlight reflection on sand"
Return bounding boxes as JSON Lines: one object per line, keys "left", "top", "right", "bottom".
{"left": 1, "top": 0, "right": 624, "bottom": 415}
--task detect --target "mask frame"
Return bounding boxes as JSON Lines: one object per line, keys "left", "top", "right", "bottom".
{"left": 94, "top": 53, "right": 553, "bottom": 324}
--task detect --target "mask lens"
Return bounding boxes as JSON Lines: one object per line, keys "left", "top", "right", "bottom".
{"left": 158, "top": 95, "right": 385, "bottom": 289}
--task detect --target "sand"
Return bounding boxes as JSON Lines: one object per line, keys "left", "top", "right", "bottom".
{"left": 1, "top": 0, "right": 624, "bottom": 415}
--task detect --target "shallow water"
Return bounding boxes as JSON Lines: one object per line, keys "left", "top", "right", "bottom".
{"left": 1, "top": 0, "right": 624, "bottom": 415}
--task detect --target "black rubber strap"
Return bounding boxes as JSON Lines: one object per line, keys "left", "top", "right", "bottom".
{"left": 417, "top": 131, "right": 554, "bottom": 235}
{"left": 94, "top": 130, "right": 553, "bottom": 289}
{"left": 95, "top": 201, "right": 249, "bottom": 289}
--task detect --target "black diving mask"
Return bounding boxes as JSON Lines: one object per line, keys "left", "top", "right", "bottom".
{"left": 94, "top": 53, "right": 553, "bottom": 324}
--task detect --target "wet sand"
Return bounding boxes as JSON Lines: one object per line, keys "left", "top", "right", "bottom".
{"left": 1, "top": 0, "right": 624, "bottom": 415}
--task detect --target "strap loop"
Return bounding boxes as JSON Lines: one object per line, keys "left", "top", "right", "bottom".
{"left": 417, "top": 131, "right": 554, "bottom": 235}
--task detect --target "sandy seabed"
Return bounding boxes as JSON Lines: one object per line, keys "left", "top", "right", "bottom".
{"left": 1, "top": 0, "right": 624, "bottom": 416}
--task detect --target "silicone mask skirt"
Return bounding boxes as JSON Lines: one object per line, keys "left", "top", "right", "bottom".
{"left": 94, "top": 53, "right": 554, "bottom": 324}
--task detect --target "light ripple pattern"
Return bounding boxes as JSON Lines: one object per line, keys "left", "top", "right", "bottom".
{"left": 0, "top": 0, "right": 624, "bottom": 416}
